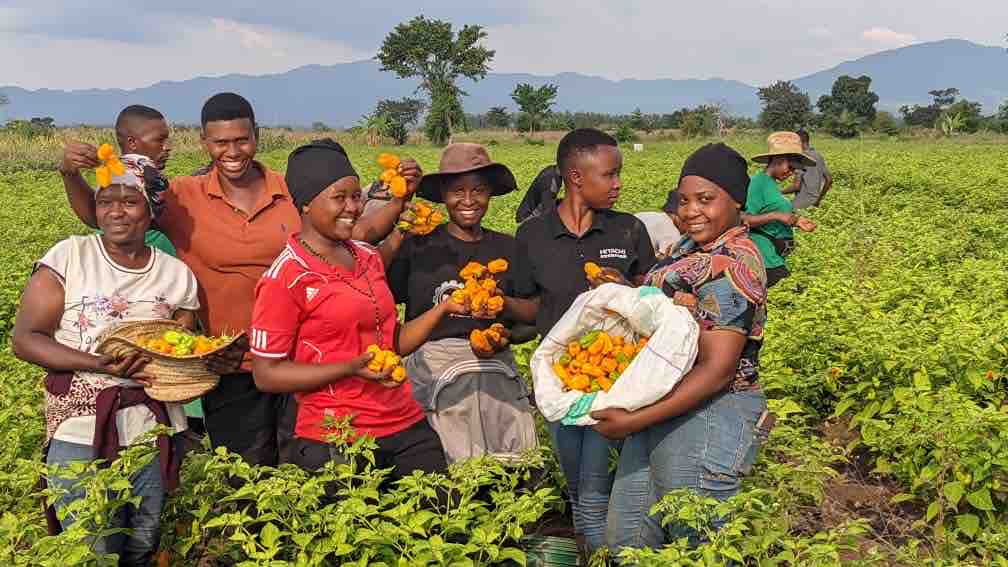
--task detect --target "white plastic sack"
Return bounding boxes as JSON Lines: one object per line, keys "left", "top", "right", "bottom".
{"left": 531, "top": 283, "right": 699, "bottom": 426}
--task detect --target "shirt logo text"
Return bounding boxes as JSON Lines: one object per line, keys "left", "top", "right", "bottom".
{"left": 599, "top": 248, "right": 628, "bottom": 260}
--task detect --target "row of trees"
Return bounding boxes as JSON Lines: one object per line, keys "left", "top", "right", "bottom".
{"left": 757, "top": 76, "right": 1003, "bottom": 137}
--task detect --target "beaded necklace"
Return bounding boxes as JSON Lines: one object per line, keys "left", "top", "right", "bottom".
{"left": 299, "top": 237, "right": 384, "bottom": 346}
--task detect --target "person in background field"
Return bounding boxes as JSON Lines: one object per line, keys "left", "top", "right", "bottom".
{"left": 249, "top": 139, "right": 459, "bottom": 478}
{"left": 593, "top": 143, "right": 772, "bottom": 552}
{"left": 57, "top": 105, "right": 214, "bottom": 432}
{"left": 744, "top": 131, "right": 818, "bottom": 288}
{"left": 512, "top": 128, "right": 657, "bottom": 558}
{"left": 383, "top": 143, "right": 539, "bottom": 464}
{"left": 60, "top": 105, "right": 175, "bottom": 255}
{"left": 635, "top": 188, "right": 683, "bottom": 260}
{"left": 13, "top": 154, "right": 198, "bottom": 564}
{"left": 786, "top": 129, "right": 833, "bottom": 210}
{"left": 515, "top": 164, "right": 562, "bottom": 225}
{"left": 60, "top": 92, "right": 301, "bottom": 466}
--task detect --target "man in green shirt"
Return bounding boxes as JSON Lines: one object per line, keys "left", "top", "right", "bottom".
{"left": 744, "top": 132, "right": 818, "bottom": 287}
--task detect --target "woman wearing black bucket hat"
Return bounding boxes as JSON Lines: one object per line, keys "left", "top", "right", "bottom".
{"left": 248, "top": 139, "right": 466, "bottom": 478}
{"left": 592, "top": 143, "right": 772, "bottom": 552}
{"left": 381, "top": 143, "right": 540, "bottom": 464}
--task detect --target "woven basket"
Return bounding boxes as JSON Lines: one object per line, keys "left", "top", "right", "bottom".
{"left": 95, "top": 320, "right": 243, "bottom": 403}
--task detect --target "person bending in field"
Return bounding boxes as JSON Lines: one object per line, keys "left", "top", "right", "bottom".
{"left": 249, "top": 139, "right": 461, "bottom": 477}
{"left": 13, "top": 155, "right": 198, "bottom": 564}
{"left": 786, "top": 129, "right": 833, "bottom": 210}
{"left": 381, "top": 143, "right": 539, "bottom": 464}
{"left": 744, "top": 131, "right": 818, "bottom": 288}
{"left": 592, "top": 143, "right": 772, "bottom": 552}
{"left": 510, "top": 128, "right": 657, "bottom": 559}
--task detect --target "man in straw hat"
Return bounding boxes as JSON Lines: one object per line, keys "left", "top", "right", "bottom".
{"left": 14, "top": 153, "right": 199, "bottom": 563}
{"left": 744, "top": 131, "right": 818, "bottom": 288}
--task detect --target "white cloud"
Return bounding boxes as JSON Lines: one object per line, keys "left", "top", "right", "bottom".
{"left": 861, "top": 27, "right": 916, "bottom": 46}
{"left": 808, "top": 26, "right": 832, "bottom": 39}
{"left": 1, "top": 17, "right": 371, "bottom": 90}
{"left": 211, "top": 19, "right": 280, "bottom": 55}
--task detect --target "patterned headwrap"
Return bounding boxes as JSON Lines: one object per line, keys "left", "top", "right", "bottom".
{"left": 95, "top": 153, "right": 169, "bottom": 220}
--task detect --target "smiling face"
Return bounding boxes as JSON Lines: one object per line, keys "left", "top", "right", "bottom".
{"left": 677, "top": 175, "right": 741, "bottom": 245}
{"left": 95, "top": 185, "right": 151, "bottom": 246}
{"left": 201, "top": 118, "right": 257, "bottom": 181}
{"left": 302, "top": 176, "right": 363, "bottom": 242}
{"left": 441, "top": 172, "right": 490, "bottom": 229}
{"left": 570, "top": 145, "right": 623, "bottom": 209}
{"left": 767, "top": 156, "right": 798, "bottom": 181}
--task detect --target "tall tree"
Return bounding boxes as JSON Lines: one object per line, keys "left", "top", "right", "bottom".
{"left": 511, "top": 83, "right": 558, "bottom": 136}
{"left": 377, "top": 16, "right": 495, "bottom": 145}
{"left": 757, "top": 81, "right": 813, "bottom": 131}
{"left": 817, "top": 75, "right": 879, "bottom": 122}
{"left": 485, "top": 106, "right": 511, "bottom": 129}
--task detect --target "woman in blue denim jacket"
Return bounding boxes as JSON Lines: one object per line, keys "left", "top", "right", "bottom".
{"left": 591, "top": 142, "right": 771, "bottom": 551}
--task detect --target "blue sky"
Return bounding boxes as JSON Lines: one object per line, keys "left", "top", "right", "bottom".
{"left": 2, "top": 0, "right": 1006, "bottom": 90}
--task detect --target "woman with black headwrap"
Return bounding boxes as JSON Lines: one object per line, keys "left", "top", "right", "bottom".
{"left": 249, "top": 139, "right": 464, "bottom": 477}
{"left": 590, "top": 143, "right": 772, "bottom": 551}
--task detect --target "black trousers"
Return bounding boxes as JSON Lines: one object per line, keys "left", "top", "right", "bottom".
{"left": 765, "top": 265, "right": 790, "bottom": 289}
{"left": 202, "top": 372, "right": 297, "bottom": 467}
{"left": 290, "top": 418, "right": 447, "bottom": 482}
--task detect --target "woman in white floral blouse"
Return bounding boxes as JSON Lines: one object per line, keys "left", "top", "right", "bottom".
{"left": 12, "top": 154, "right": 198, "bottom": 565}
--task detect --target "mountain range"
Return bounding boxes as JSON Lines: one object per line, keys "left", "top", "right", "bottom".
{"left": 1, "top": 39, "right": 1005, "bottom": 127}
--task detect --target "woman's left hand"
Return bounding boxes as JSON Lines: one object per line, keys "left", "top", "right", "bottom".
{"left": 398, "top": 158, "right": 422, "bottom": 198}
{"left": 440, "top": 299, "right": 470, "bottom": 317}
{"left": 206, "top": 334, "right": 249, "bottom": 375}
{"left": 590, "top": 407, "right": 641, "bottom": 440}
{"left": 795, "top": 217, "right": 817, "bottom": 233}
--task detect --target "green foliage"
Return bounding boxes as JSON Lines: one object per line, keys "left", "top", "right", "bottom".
{"left": 376, "top": 97, "right": 425, "bottom": 145}
{"left": 872, "top": 110, "right": 901, "bottom": 136}
{"left": 485, "top": 106, "right": 511, "bottom": 129}
{"left": 4, "top": 117, "right": 56, "bottom": 139}
{"left": 817, "top": 75, "right": 879, "bottom": 126}
{"left": 510, "top": 83, "right": 559, "bottom": 136}
{"left": 5, "top": 137, "right": 1008, "bottom": 565}
{"left": 376, "top": 16, "right": 495, "bottom": 144}
{"left": 613, "top": 121, "right": 637, "bottom": 143}
{"left": 680, "top": 107, "right": 718, "bottom": 138}
{"left": 758, "top": 81, "right": 813, "bottom": 131}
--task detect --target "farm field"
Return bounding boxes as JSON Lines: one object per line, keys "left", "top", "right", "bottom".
{"left": 1, "top": 134, "right": 1007, "bottom": 565}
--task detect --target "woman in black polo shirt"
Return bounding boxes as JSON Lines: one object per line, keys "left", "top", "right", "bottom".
{"left": 513, "top": 129, "right": 656, "bottom": 557}
{"left": 382, "top": 143, "right": 539, "bottom": 464}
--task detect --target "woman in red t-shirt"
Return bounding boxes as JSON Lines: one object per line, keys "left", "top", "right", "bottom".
{"left": 249, "top": 139, "right": 465, "bottom": 477}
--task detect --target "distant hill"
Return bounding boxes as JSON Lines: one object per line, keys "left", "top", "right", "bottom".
{"left": 792, "top": 39, "right": 1008, "bottom": 114}
{"left": 1, "top": 39, "right": 1005, "bottom": 127}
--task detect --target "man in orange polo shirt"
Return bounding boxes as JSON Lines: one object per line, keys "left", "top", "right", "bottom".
{"left": 59, "top": 93, "right": 300, "bottom": 466}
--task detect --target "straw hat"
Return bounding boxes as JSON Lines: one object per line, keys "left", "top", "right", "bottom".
{"left": 417, "top": 143, "right": 517, "bottom": 203}
{"left": 751, "top": 131, "right": 816, "bottom": 168}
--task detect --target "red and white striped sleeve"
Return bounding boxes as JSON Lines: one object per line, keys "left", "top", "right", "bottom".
{"left": 249, "top": 261, "right": 301, "bottom": 359}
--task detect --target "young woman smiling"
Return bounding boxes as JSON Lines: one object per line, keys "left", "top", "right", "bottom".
{"left": 249, "top": 139, "right": 464, "bottom": 478}
{"left": 591, "top": 143, "right": 772, "bottom": 551}
{"left": 381, "top": 143, "right": 539, "bottom": 464}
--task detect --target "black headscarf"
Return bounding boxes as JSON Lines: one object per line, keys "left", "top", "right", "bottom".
{"left": 286, "top": 139, "right": 358, "bottom": 210}
{"left": 678, "top": 143, "right": 749, "bottom": 205}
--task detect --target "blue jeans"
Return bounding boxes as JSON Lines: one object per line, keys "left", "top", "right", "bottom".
{"left": 548, "top": 421, "right": 619, "bottom": 552}
{"left": 607, "top": 390, "right": 767, "bottom": 551}
{"left": 46, "top": 439, "right": 164, "bottom": 566}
